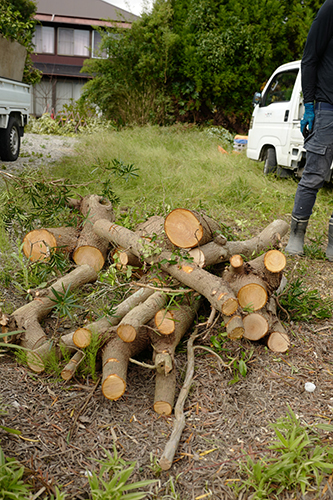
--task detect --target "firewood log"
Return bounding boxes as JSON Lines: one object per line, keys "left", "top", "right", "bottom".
{"left": 22, "top": 227, "right": 79, "bottom": 262}
{"left": 149, "top": 298, "right": 200, "bottom": 415}
{"left": 27, "top": 330, "right": 78, "bottom": 373}
{"left": 73, "top": 195, "right": 114, "bottom": 271}
{"left": 101, "top": 326, "right": 150, "bottom": 400}
{"left": 117, "top": 291, "right": 167, "bottom": 342}
{"left": 61, "top": 350, "right": 85, "bottom": 381}
{"left": 188, "top": 219, "right": 289, "bottom": 267}
{"left": 13, "top": 265, "right": 97, "bottom": 352}
{"left": 223, "top": 314, "right": 244, "bottom": 339}
{"left": 243, "top": 313, "right": 269, "bottom": 341}
{"left": 112, "top": 247, "right": 142, "bottom": 269}
{"left": 164, "top": 209, "right": 220, "bottom": 248}
{"left": 154, "top": 370, "right": 177, "bottom": 416}
{"left": 93, "top": 220, "right": 239, "bottom": 315}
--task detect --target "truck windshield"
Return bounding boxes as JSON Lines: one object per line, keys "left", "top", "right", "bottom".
{"left": 263, "top": 69, "right": 299, "bottom": 106}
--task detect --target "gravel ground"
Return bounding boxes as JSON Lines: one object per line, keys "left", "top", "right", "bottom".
{"left": 0, "top": 133, "right": 78, "bottom": 174}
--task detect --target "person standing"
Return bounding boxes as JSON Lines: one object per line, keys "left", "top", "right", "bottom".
{"left": 285, "top": 0, "right": 333, "bottom": 260}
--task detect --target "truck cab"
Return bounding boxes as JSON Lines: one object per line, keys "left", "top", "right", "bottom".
{"left": 247, "top": 60, "right": 316, "bottom": 179}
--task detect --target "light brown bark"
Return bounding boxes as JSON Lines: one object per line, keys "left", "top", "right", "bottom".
{"left": 101, "top": 326, "right": 150, "bottom": 400}
{"left": 117, "top": 291, "right": 167, "bottom": 342}
{"left": 188, "top": 219, "right": 289, "bottom": 267}
{"left": 61, "top": 351, "right": 85, "bottom": 381}
{"left": 164, "top": 209, "right": 220, "bottom": 248}
{"left": 13, "top": 265, "right": 97, "bottom": 351}
{"left": 93, "top": 219, "right": 238, "bottom": 315}
{"left": 22, "top": 227, "right": 79, "bottom": 262}
{"left": 73, "top": 195, "right": 114, "bottom": 271}
{"left": 154, "top": 370, "right": 177, "bottom": 416}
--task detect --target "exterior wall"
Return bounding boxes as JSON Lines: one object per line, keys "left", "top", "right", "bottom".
{"left": 0, "top": 35, "right": 27, "bottom": 82}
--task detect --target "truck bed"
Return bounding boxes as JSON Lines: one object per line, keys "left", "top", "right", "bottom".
{"left": 0, "top": 77, "right": 30, "bottom": 111}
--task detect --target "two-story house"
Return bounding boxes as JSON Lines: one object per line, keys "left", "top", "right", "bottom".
{"left": 31, "top": 0, "right": 139, "bottom": 116}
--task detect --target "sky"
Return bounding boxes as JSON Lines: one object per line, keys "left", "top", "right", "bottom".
{"left": 103, "top": 0, "right": 153, "bottom": 16}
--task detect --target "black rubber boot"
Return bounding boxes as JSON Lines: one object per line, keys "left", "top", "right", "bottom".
{"left": 326, "top": 217, "right": 333, "bottom": 262}
{"left": 285, "top": 216, "right": 309, "bottom": 256}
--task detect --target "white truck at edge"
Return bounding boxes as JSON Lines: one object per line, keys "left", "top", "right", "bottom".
{"left": 0, "top": 34, "right": 30, "bottom": 162}
{"left": 0, "top": 77, "right": 30, "bottom": 161}
{"left": 246, "top": 60, "right": 326, "bottom": 180}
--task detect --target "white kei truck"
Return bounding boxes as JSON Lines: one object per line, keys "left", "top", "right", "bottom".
{"left": 0, "top": 34, "right": 30, "bottom": 161}
{"left": 246, "top": 60, "right": 332, "bottom": 180}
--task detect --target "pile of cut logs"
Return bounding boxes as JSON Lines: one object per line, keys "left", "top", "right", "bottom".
{"left": 1, "top": 195, "right": 290, "bottom": 418}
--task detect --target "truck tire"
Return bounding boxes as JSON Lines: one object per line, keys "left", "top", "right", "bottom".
{"left": 263, "top": 147, "right": 277, "bottom": 175}
{"left": 0, "top": 117, "right": 21, "bottom": 161}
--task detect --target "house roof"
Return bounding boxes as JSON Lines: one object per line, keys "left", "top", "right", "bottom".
{"left": 35, "top": 0, "right": 139, "bottom": 23}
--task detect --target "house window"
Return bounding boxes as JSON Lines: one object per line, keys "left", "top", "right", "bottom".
{"left": 33, "top": 26, "right": 55, "bottom": 54}
{"left": 58, "top": 28, "right": 90, "bottom": 56}
{"left": 92, "top": 30, "right": 107, "bottom": 58}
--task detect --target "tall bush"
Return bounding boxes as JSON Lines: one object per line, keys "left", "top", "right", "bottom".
{"left": 81, "top": 0, "right": 320, "bottom": 130}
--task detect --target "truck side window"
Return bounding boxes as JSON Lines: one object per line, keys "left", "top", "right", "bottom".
{"left": 263, "top": 70, "right": 299, "bottom": 106}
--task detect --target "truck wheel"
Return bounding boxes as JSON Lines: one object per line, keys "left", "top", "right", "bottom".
{"left": 263, "top": 147, "right": 277, "bottom": 175}
{"left": 0, "top": 117, "right": 21, "bottom": 161}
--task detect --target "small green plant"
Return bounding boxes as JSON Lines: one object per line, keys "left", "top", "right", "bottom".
{"left": 0, "top": 444, "right": 31, "bottom": 499}
{"left": 228, "top": 349, "right": 254, "bottom": 385}
{"left": 304, "top": 234, "right": 327, "bottom": 260}
{"left": 148, "top": 452, "right": 162, "bottom": 477}
{"left": 231, "top": 406, "right": 333, "bottom": 499}
{"left": 87, "top": 445, "right": 156, "bottom": 500}
{"left": 49, "top": 284, "right": 83, "bottom": 321}
{"left": 278, "top": 277, "right": 333, "bottom": 321}
{"left": 80, "top": 332, "right": 103, "bottom": 382}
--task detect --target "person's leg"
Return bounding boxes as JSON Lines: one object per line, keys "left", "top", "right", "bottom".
{"left": 326, "top": 216, "right": 333, "bottom": 261}
{"left": 286, "top": 108, "right": 333, "bottom": 255}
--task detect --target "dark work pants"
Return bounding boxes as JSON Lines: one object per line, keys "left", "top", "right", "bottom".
{"left": 292, "top": 104, "right": 333, "bottom": 220}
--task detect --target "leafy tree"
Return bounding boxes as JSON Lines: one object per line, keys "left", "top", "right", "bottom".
{"left": 0, "top": 0, "right": 40, "bottom": 84}
{"left": 81, "top": 0, "right": 321, "bottom": 130}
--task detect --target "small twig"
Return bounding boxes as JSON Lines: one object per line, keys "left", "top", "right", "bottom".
{"left": 159, "top": 327, "right": 198, "bottom": 470}
{"left": 206, "top": 307, "right": 217, "bottom": 327}
{"left": 129, "top": 358, "right": 157, "bottom": 370}
{"left": 132, "top": 282, "right": 194, "bottom": 294}
{"left": 68, "top": 376, "right": 101, "bottom": 440}
{"left": 193, "top": 345, "right": 233, "bottom": 372}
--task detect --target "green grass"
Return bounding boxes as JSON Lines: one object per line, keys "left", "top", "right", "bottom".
{"left": 48, "top": 125, "right": 309, "bottom": 227}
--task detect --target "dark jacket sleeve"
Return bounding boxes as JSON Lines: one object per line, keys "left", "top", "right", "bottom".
{"left": 302, "top": 0, "right": 333, "bottom": 103}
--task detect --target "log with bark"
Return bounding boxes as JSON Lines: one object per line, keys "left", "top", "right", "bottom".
{"left": 72, "top": 195, "right": 114, "bottom": 271}
{"left": 101, "top": 326, "right": 150, "bottom": 400}
{"left": 150, "top": 297, "right": 201, "bottom": 415}
{"left": 93, "top": 219, "right": 239, "bottom": 316}
{"left": 164, "top": 209, "right": 220, "bottom": 248}
{"left": 10, "top": 265, "right": 97, "bottom": 353}
{"left": 116, "top": 291, "right": 167, "bottom": 342}
{"left": 188, "top": 219, "right": 289, "bottom": 267}
{"left": 22, "top": 227, "right": 79, "bottom": 262}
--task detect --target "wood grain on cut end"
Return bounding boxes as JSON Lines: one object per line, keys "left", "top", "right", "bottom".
{"left": 164, "top": 209, "right": 203, "bottom": 248}
{"left": 102, "top": 374, "right": 126, "bottom": 400}
{"left": 73, "top": 246, "right": 105, "bottom": 272}
{"left": 237, "top": 283, "right": 267, "bottom": 311}
{"left": 243, "top": 313, "right": 269, "bottom": 340}
{"left": 264, "top": 249, "right": 287, "bottom": 273}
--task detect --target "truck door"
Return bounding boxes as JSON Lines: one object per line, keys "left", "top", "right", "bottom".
{"left": 254, "top": 68, "right": 300, "bottom": 164}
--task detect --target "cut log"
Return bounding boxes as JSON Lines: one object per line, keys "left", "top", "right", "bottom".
{"left": 224, "top": 274, "right": 268, "bottom": 311}
{"left": 26, "top": 330, "right": 78, "bottom": 373}
{"left": 267, "top": 331, "right": 290, "bottom": 353}
{"left": 102, "top": 326, "right": 150, "bottom": 400}
{"left": 73, "top": 195, "right": 114, "bottom": 271}
{"left": 61, "top": 351, "right": 85, "bottom": 381}
{"left": 188, "top": 219, "right": 289, "bottom": 267}
{"left": 93, "top": 220, "right": 239, "bottom": 315}
{"left": 154, "top": 309, "right": 175, "bottom": 335}
{"left": 243, "top": 313, "right": 269, "bottom": 341}
{"left": 223, "top": 314, "right": 244, "bottom": 339}
{"left": 68, "top": 286, "right": 155, "bottom": 350}
{"left": 149, "top": 298, "right": 201, "bottom": 376}
{"left": 264, "top": 249, "right": 287, "bottom": 274}
{"left": 164, "top": 209, "right": 220, "bottom": 248}
{"left": 112, "top": 247, "right": 142, "bottom": 269}
{"left": 22, "top": 227, "right": 79, "bottom": 262}
{"left": 154, "top": 370, "right": 177, "bottom": 416}
{"left": 159, "top": 329, "right": 198, "bottom": 470}
{"left": 117, "top": 291, "right": 167, "bottom": 342}
{"left": 229, "top": 254, "right": 244, "bottom": 274}
{"left": 12, "top": 265, "right": 97, "bottom": 351}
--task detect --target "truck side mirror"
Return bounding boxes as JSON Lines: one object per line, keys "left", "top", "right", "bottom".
{"left": 252, "top": 92, "right": 262, "bottom": 107}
